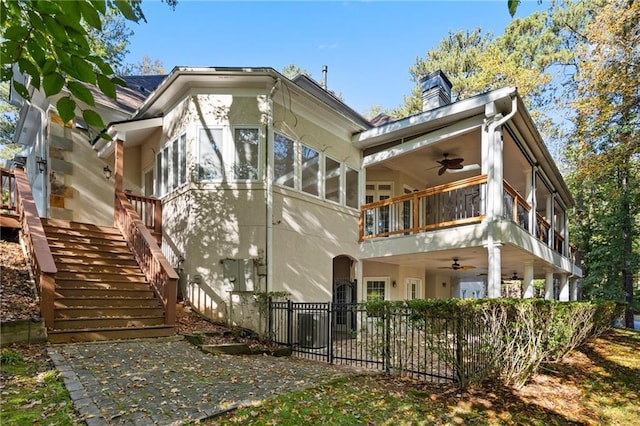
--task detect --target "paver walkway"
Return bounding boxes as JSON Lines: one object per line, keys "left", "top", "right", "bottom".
{"left": 48, "top": 337, "right": 363, "bottom": 425}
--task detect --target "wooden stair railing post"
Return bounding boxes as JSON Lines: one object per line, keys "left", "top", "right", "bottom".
{"left": 13, "top": 166, "right": 57, "bottom": 328}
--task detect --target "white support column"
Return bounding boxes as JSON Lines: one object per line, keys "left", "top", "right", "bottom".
{"left": 546, "top": 194, "right": 555, "bottom": 248}
{"left": 522, "top": 261, "right": 534, "bottom": 298}
{"left": 570, "top": 278, "right": 579, "bottom": 301}
{"left": 558, "top": 273, "right": 569, "bottom": 301}
{"left": 564, "top": 213, "right": 570, "bottom": 257}
{"left": 526, "top": 167, "right": 536, "bottom": 235}
{"left": 545, "top": 270, "right": 554, "bottom": 300}
{"left": 486, "top": 242, "right": 502, "bottom": 298}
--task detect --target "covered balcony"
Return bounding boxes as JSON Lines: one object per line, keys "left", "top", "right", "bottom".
{"left": 359, "top": 175, "right": 576, "bottom": 263}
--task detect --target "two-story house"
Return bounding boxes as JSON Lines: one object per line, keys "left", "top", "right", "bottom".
{"left": 7, "top": 66, "right": 581, "bottom": 338}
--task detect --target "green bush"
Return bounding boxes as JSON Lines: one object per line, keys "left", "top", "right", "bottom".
{"left": 361, "top": 298, "right": 622, "bottom": 388}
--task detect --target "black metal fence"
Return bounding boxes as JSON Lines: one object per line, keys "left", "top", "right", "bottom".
{"left": 268, "top": 301, "right": 491, "bottom": 384}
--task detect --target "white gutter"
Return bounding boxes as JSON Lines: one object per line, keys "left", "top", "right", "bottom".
{"left": 265, "top": 78, "right": 281, "bottom": 293}
{"left": 353, "top": 86, "right": 516, "bottom": 149}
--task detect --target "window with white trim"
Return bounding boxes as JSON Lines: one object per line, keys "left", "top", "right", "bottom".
{"left": 198, "top": 127, "right": 224, "bottom": 181}
{"left": 345, "top": 167, "right": 359, "bottom": 209}
{"left": 365, "top": 277, "right": 388, "bottom": 302}
{"left": 301, "top": 145, "right": 320, "bottom": 196}
{"left": 233, "top": 127, "right": 260, "bottom": 180}
{"left": 273, "top": 131, "right": 359, "bottom": 209}
{"left": 274, "top": 133, "right": 295, "bottom": 188}
{"left": 156, "top": 132, "right": 187, "bottom": 197}
{"left": 325, "top": 156, "right": 341, "bottom": 203}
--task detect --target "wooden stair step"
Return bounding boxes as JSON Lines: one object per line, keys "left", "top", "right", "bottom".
{"left": 54, "top": 264, "right": 143, "bottom": 274}
{"left": 55, "top": 279, "right": 151, "bottom": 290}
{"left": 49, "top": 244, "right": 133, "bottom": 255}
{"left": 53, "top": 316, "right": 166, "bottom": 330}
{"left": 47, "top": 325, "right": 174, "bottom": 344}
{"left": 54, "top": 306, "right": 165, "bottom": 319}
{"left": 56, "top": 288, "right": 154, "bottom": 298}
{"left": 41, "top": 218, "right": 122, "bottom": 234}
{"left": 55, "top": 297, "right": 161, "bottom": 308}
{"left": 45, "top": 234, "right": 128, "bottom": 245}
{"left": 55, "top": 271, "right": 147, "bottom": 281}
{"left": 51, "top": 251, "right": 138, "bottom": 266}
{"left": 44, "top": 229, "right": 125, "bottom": 241}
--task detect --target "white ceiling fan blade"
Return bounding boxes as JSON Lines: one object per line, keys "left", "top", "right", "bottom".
{"left": 446, "top": 163, "right": 480, "bottom": 173}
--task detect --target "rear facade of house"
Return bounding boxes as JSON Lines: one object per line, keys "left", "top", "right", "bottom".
{"left": 8, "top": 67, "right": 582, "bottom": 331}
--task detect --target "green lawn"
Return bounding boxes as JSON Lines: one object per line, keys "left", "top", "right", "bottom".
{"left": 0, "top": 346, "right": 80, "bottom": 425}
{"left": 1, "top": 328, "right": 638, "bottom": 425}
{"left": 209, "top": 328, "right": 640, "bottom": 425}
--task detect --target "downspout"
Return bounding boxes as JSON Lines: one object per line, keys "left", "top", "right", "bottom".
{"left": 265, "top": 78, "right": 281, "bottom": 293}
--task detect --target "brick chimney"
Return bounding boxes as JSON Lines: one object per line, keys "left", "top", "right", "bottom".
{"left": 420, "top": 70, "right": 452, "bottom": 112}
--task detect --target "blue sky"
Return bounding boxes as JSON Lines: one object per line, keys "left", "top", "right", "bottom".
{"left": 125, "top": 1, "right": 544, "bottom": 114}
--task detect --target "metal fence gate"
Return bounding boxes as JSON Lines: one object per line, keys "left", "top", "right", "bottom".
{"left": 268, "top": 301, "right": 489, "bottom": 383}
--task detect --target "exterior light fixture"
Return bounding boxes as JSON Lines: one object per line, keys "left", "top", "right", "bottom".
{"left": 36, "top": 157, "right": 47, "bottom": 173}
{"left": 392, "top": 280, "right": 397, "bottom": 288}
{"left": 103, "top": 165, "right": 112, "bottom": 179}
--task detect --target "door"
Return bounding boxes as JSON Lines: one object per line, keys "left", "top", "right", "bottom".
{"left": 365, "top": 182, "right": 393, "bottom": 236}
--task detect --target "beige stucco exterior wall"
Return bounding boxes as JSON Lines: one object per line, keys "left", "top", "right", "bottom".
{"left": 52, "top": 123, "right": 113, "bottom": 226}
{"left": 425, "top": 272, "right": 452, "bottom": 299}
{"left": 271, "top": 189, "right": 360, "bottom": 302}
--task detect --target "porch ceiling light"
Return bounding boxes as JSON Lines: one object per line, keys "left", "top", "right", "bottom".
{"left": 103, "top": 165, "right": 112, "bottom": 179}
{"left": 36, "top": 157, "right": 47, "bottom": 173}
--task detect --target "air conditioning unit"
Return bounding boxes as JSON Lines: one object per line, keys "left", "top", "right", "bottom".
{"left": 297, "top": 313, "right": 328, "bottom": 349}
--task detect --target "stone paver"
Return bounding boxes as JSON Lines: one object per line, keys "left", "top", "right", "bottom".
{"left": 48, "top": 337, "right": 362, "bottom": 425}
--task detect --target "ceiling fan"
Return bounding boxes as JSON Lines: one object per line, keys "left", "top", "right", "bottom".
{"left": 434, "top": 153, "right": 480, "bottom": 175}
{"left": 439, "top": 258, "right": 476, "bottom": 271}
{"left": 436, "top": 153, "right": 464, "bottom": 175}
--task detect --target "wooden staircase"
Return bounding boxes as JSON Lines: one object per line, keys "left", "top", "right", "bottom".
{"left": 42, "top": 218, "right": 174, "bottom": 343}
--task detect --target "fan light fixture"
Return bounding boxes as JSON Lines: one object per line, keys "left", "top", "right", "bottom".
{"left": 511, "top": 272, "right": 519, "bottom": 280}
{"left": 452, "top": 259, "right": 461, "bottom": 270}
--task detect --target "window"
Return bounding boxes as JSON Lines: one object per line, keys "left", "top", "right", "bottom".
{"left": 178, "top": 134, "right": 187, "bottom": 185}
{"left": 155, "top": 133, "right": 187, "bottom": 197}
{"left": 198, "top": 128, "right": 224, "bottom": 181}
{"left": 155, "top": 152, "right": 163, "bottom": 195}
{"left": 366, "top": 278, "right": 388, "bottom": 302}
{"left": 274, "top": 133, "right": 295, "bottom": 188}
{"left": 172, "top": 137, "right": 179, "bottom": 189}
{"left": 345, "top": 167, "right": 359, "bottom": 209}
{"left": 272, "top": 131, "right": 359, "bottom": 209}
{"left": 325, "top": 157, "right": 340, "bottom": 203}
{"left": 301, "top": 145, "right": 320, "bottom": 196}
{"left": 233, "top": 127, "right": 259, "bottom": 180}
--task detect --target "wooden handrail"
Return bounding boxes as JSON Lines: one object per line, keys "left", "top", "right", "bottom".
{"left": 362, "top": 175, "right": 488, "bottom": 210}
{"left": 125, "top": 192, "right": 162, "bottom": 235}
{"left": 360, "top": 175, "right": 487, "bottom": 240}
{"left": 115, "top": 190, "right": 178, "bottom": 325}
{"left": 13, "top": 167, "right": 57, "bottom": 328}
